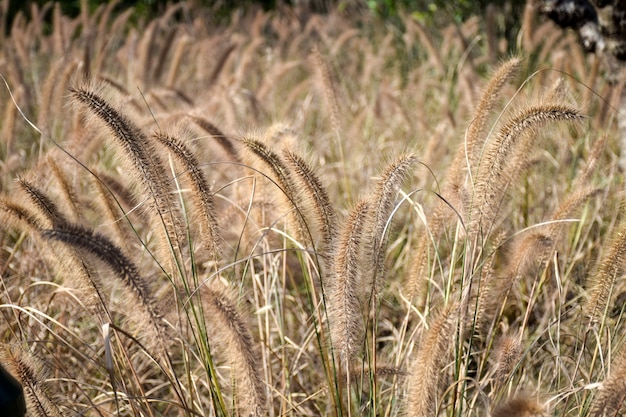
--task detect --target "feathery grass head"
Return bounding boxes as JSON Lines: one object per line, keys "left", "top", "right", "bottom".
{"left": 491, "top": 392, "right": 545, "bottom": 417}
{"left": 202, "top": 282, "right": 267, "bottom": 416}
{"left": 406, "top": 302, "right": 459, "bottom": 417}
{"left": 471, "top": 103, "right": 583, "bottom": 241}
{"left": 329, "top": 199, "right": 368, "bottom": 364}
{"left": 590, "top": 350, "right": 626, "bottom": 417}
{"left": 41, "top": 224, "right": 165, "bottom": 344}
{"left": 0, "top": 344, "right": 65, "bottom": 417}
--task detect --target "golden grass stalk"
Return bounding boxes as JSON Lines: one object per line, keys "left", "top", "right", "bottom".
{"left": 154, "top": 131, "right": 221, "bottom": 262}
{"left": 136, "top": 19, "right": 158, "bottom": 86}
{"left": 202, "top": 284, "right": 266, "bottom": 416}
{"left": 152, "top": 25, "right": 178, "bottom": 83}
{"left": 406, "top": 60, "right": 520, "bottom": 302}
{"left": 329, "top": 200, "right": 368, "bottom": 364}
{"left": 166, "top": 34, "right": 189, "bottom": 87}
{"left": 406, "top": 302, "right": 458, "bottom": 417}
{"left": 208, "top": 43, "right": 237, "bottom": 88}
{"left": 365, "top": 154, "right": 416, "bottom": 300}
{"left": 0, "top": 344, "right": 65, "bottom": 417}
{"left": 409, "top": 17, "right": 444, "bottom": 75}
{"left": 37, "top": 58, "right": 64, "bottom": 137}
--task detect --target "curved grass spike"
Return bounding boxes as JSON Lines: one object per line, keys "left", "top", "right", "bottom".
{"left": 241, "top": 136, "right": 309, "bottom": 245}
{"left": 403, "top": 56, "right": 522, "bottom": 302}
{"left": 493, "top": 333, "right": 521, "bottom": 386}
{"left": 208, "top": 43, "right": 237, "bottom": 87}
{"left": 202, "top": 284, "right": 266, "bottom": 416}
{"left": 17, "top": 177, "right": 64, "bottom": 229}
{"left": 39, "top": 222, "right": 188, "bottom": 415}
{"left": 590, "top": 351, "right": 626, "bottom": 417}
{"left": 282, "top": 148, "right": 338, "bottom": 266}
{"left": 365, "top": 154, "right": 416, "bottom": 300}
{"left": 312, "top": 46, "right": 340, "bottom": 135}
{"left": 584, "top": 221, "right": 626, "bottom": 323}
{"left": 329, "top": 200, "right": 368, "bottom": 365}
{"left": 479, "top": 185, "right": 600, "bottom": 331}
{"left": 91, "top": 174, "right": 134, "bottom": 249}
{"left": 187, "top": 115, "right": 238, "bottom": 160}
{"left": 46, "top": 157, "right": 81, "bottom": 222}
{"left": 154, "top": 131, "right": 221, "bottom": 262}
{"left": 0, "top": 196, "right": 108, "bottom": 315}
{"left": 0, "top": 197, "right": 47, "bottom": 232}
{"left": 471, "top": 103, "right": 583, "bottom": 242}
{"left": 41, "top": 224, "right": 165, "bottom": 343}
{"left": 166, "top": 35, "right": 189, "bottom": 87}
{"left": 406, "top": 301, "right": 458, "bottom": 417}
{"left": 490, "top": 392, "right": 544, "bottom": 417}
{"left": 0, "top": 344, "right": 65, "bottom": 417}
{"left": 448, "top": 56, "right": 521, "bottom": 189}
{"left": 68, "top": 85, "right": 184, "bottom": 277}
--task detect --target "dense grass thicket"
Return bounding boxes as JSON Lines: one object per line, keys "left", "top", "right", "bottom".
{"left": 0, "top": 1, "right": 625, "bottom": 416}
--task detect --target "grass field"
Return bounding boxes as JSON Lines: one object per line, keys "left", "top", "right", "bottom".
{"left": 0, "top": 2, "right": 625, "bottom": 416}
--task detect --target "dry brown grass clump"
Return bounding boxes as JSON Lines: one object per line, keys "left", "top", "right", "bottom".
{"left": 0, "top": 1, "right": 624, "bottom": 416}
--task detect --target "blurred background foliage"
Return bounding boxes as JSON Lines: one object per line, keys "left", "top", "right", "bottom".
{"left": 7, "top": 0, "right": 525, "bottom": 24}
{"left": 5, "top": 0, "right": 527, "bottom": 57}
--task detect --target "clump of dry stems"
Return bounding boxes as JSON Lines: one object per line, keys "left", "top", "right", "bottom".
{"left": 0, "top": 2, "right": 624, "bottom": 417}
